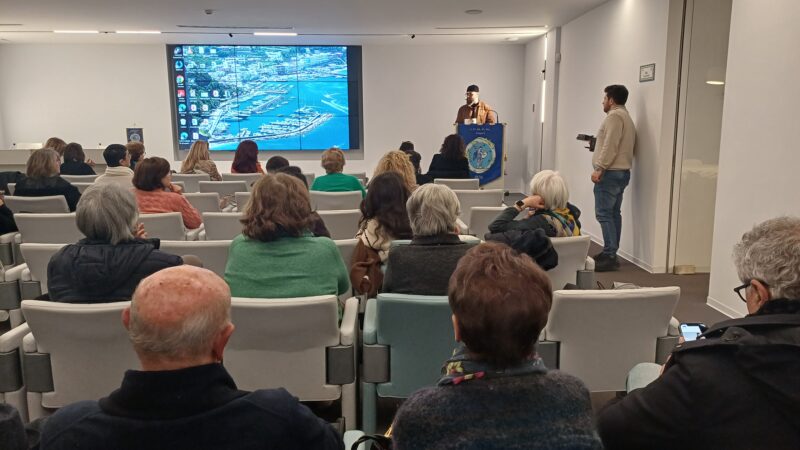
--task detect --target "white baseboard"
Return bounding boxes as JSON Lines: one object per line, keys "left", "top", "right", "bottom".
{"left": 582, "top": 231, "right": 662, "bottom": 273}
{"left": 707, "top": 295, "right": 743, "bottom": 319}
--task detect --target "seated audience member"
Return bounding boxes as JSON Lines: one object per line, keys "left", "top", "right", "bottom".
{"left": 489, "top": 170, "right": 581, "bottom": 238}
{"left": 126, "top": 141, "right": 145, "bottom": 171}
{"left": 59, "top": 142, "right": 96, "bottom": 175}
{"left": 276, "top": 165, "right": 331, "bottom": 238}
{"left": 310, "top": 148, "right": 366, "bottom": 198}
{"left": 356, "top": 172, "right": 413, "bottom": 262}
{"left": 426, "top": 134, "right": 470, "bottom": 180}
{"left": 231, "top": 139, "right": 264, "bottom": 174}
{"left": 47, "top": 183, "right": 183, "bottom": 303}
{"left": 400, "top": 141, "right": 431, "bottom": 186}
{"left": 133, "top": 157, "right": 202, "bottom": 229}
{"left": 597, "top": 216, "right": 800, "bottom": 450}
{"left": 265, "top": 155, "right": 290, "bottom": 174}
{"left": 180, "top": 140, "right": 222, "bottom": 181}
{"left": 40, "top": 265, "right": 343, "bottom": 450}
{"left": 0, "top": 197, "right": 17, "bottom": 234}
{"left": 392, "top": 243, "right": 602, "bottom": 449}
{"left": 372, "top": 150, "right": 418, "bottom": 193}
{"left": 382, "top": 183, "right": 471, "bottom": 295}
{"left": 224, "top": 173, "right": 349, "bottom": 299}
{"left": 94, "top": 144, "right": 134, "bottom": 187}
{"left": 44, "top": 137, "right": 67, "bottom": 159}
{"left": 14, "top": 148, "right": 81, "bottom": 211}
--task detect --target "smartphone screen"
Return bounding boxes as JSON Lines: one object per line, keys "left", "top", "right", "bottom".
{"left": 679, "top": 323, "right": 705, "bottom": 341}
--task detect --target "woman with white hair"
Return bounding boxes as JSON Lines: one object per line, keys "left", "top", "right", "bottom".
{"left": 47, "top": 183, "right": 183, "bottom": 303}
{"left": 382, "top": 183, "right": 471, "bottom": 295}
{"left": 489, "top": 170, "right": 581, "bottom": 237}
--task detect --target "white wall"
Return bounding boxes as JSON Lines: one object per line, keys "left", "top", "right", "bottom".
{"left": 522, "top": 36, "right": 546, "bottom": 187}
{"left": 553, "top": 0, "right": 675, "bottom": 271}
{"left": 706, "top": 0, "right": 800, "bottom": 317}
{"left": 0, "top": 43, "right": 526, "bottom": 183}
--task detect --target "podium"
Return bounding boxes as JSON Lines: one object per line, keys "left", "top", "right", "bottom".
{"left": 456, "top": 123, "right": 505, "bottom": 188}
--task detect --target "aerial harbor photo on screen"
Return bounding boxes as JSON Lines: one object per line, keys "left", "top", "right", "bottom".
{"left": 171, "top": 45, "right": 351, "bottom": 150}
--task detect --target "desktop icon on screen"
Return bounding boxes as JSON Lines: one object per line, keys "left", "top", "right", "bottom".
{"left": 177, "top": 89, "right": 186, "bottom": 98}
{"left": 178, "top": 104, "right": 186, "bottom": 112}
{"left": 190, "top": 104, "right": 197, "bottom": 112}
{"left": 173, "top": 47, "right": 182, "bottom": 55}
{"left": 180, "top": 132, "right": 189, "bottom": 140}
{"left": 191, "top": 118, "right": 198, "bottom": 126}
{"left": 175, "top": 61, "right": 184, "bottom": 70}
{"left": 176, "top": 75, "right": 184, "bottom": 84}
{"left": 201, "top": 104, "right": 209, "bottom": 111}
{"left": 180, "top": 119, "right": 187, "bottom": 126}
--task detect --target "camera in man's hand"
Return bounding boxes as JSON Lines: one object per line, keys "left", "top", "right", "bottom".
{"left": 576, "top": 134, "right": 597, "bottom": 152}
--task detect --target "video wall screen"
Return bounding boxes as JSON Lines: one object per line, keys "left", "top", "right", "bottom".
{"left": 167, "top": 45, "right": 362, "bottom": 151}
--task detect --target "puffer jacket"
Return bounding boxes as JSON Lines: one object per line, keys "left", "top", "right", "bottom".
{"left": 488, "top": 202, "right": 582, "bottom": 237}
{"left": 47, "top": 239, "right": 182, "bottom": 303}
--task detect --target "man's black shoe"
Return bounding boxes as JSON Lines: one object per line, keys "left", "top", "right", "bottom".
{"left": 592, "top": 252, "right": 610, "bottom": 262}
{"left": 595, "top": 255, "right": 620, "bottom": 272}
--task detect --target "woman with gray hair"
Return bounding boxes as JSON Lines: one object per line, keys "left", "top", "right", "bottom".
{"left": 382, "top": 183, "right": 472, "bottom": 295}
{"left": 46, "top": 183, "right": 183, "bottom": 303}
{"left": 488, "top": 170, "right": 581, "bottom": 238}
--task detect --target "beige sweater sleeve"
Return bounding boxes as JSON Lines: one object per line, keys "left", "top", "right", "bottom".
{"left": 595, "top": 114, "right": 624, "bottom": 170}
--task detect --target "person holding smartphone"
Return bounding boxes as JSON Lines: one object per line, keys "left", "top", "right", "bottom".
{"left": 596, "top": 217, "right": 800, "bottom": 450}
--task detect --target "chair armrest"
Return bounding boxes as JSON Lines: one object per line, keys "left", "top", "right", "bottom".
{"left": 0, "top": 232, "right": 18, "bottom": 244}
{"left": 668, "top": 317, "right": 680, "bottom": 336}
{"left": 344, "top": 430, "right": 366, "bottom": 450}
{"left": 22, "top": 332, "right": 37, "bottom": 353}
{"left": 21, "top": 268, "right": 31, "bottom": 282}
{"left": 363, "top": 298, "right": 377, "bottom": 345}
{"left": 3, "top": 263, "right": 26, "bottom": 282}
{"left": 0, "top": 323, "right": 29, "bottom": 353}
{"left": 13, "top": 234, "right": 21, "bottom": 244}
{"left": 656, "top": 335, "right": 679, "bottom": 364}
{"left": 185, "top": 226, "right": 203, "bottom": 241}
{"left": 339, "top": 297, "right": 358, "bottom": 347}
{"left": 584, "top": 256, "right": 595, "bottom": 271}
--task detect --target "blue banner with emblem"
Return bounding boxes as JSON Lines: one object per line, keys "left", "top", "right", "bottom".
{"left": 457, "top": 123, "right": 504, "bottom": 186}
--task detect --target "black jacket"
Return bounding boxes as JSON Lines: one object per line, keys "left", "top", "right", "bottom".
{"left": 489, "top": 203, "right": 582, "bottom": 237}
{"left": 13, "top": 176, "right": 81, "bottom": 211}
{"left": 597, "top": 299, "right": 800, "bottom": 450}
{"left": 383, "top": 234, "right": 471, "bottom": 295}
{"left": 426, "top": 154, "right": 470, "bottom": 180}
{"left": 47, "top": 238, "right": 182, "bottom": 303}
{"left": 40, "top": 363, "right": 343, "bottom": 450}
{"left": 484, "top": 228, "right": 558, "bottom": 271}
{"left": 60, "top": 161, "right": 96, "bottom": 176}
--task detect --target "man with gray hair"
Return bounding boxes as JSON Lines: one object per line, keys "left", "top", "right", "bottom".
{"left": 597, "top": 217, "right": 800, "bottom": 449}
{"left": 40, "top": 266, "right": 343, "bottom": 450}
{"left": 383, "top": 183, "right": 471, "bottom": 295}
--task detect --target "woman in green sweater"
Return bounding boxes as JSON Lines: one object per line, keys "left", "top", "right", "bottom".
{"left": 224, "top": 173, "right": 350, "bottom": 299}
{"left": 310, "top": 147, "right": 366, "bottom": 198}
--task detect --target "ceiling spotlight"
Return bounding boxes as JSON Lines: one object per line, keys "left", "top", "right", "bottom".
{"left": 465, "top": 9, "right": 483, "bottom": 15}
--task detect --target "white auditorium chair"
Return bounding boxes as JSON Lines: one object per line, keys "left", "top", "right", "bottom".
{"left": 139, "top": 212, "right": 201, "bottom": 241}
{"left": 0, "top": 320, "right": 32, "bottom": 420}
{"left": 548, "top": 236, "right": 595, "bottom": 290}
{"left": 60, "top": 174, "right": 98, "bottom": 184}
{"left": 199, "top": 181, "right": 248, "bottom": 197}
{"left": 234, "top": 192, "right": 251, "bottom": 210}
{"left": 171, "top": 173, "right": 210, "bottom": 192}
{"left": 4, "top": 196, "right": 70, "bottom": 213}
{"left": 467, "top": 206, "right": 506, "bottom": 238}
{"left": 226, "top": 296, "right": 358, "bottom": 430}
{"left": 71, "top": 182, "right": 92, "bottom": 194}
{"left": 0, "top": 264, "right": 29, "bottom": 334}
{"left": 221, "top": 173, "right": 263, "bottom": 189}
{"left": 317, "top": 209, "right": 361, "bottom": 240}
{"left": 434, "top": 178, "right": 479, "bottom": 190}
{"left": 539, "top": 287, "right": 680, "bottom": 392}
{"left": 304, "top": 173, "right": 316, "bottom": 187}
{"left": 159, "top": 240, "right": 231, "bottom": 277}
{"left": 200, "top": 213, "right": 242, "bottom": 240}
{"left": 335, "top": 238, "right": 358, "bottom": 301}
{"left": 183, "top": 192, "right": 222, "bottom": 213}
{"left": 20, "top": 300, "right": 138, "bottom": 421}
{"left": 19, "top": 243, "right": 66, "bottom": 297}
{"left": 14, "top": 213, "right": 83, "bottom": 244}
{"left": 452, "top": 189, "right": 504, "bottom": 231}
{"left": 0, "top": 231, "right": 17, "bottom": 266}
{"left": 310, "top": 191, "right": 362, "bottom": 211}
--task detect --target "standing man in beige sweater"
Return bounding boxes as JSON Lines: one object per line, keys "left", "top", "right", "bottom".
{"left": 591, "top": 85, "right": 635, "bottom": 271}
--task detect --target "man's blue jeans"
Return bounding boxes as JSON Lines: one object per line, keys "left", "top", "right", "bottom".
{"left": 593, "top": 169, "right": 630, "bottom": 257}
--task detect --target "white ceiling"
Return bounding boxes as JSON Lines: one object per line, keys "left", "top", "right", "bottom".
{"left": 0, "top": 0, "right": 607, "bottom": 45}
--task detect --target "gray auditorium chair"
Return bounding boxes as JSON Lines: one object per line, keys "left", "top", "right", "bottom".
{"left": 159, "top": 240, "right": 231, "bottom": 277}
{"left": 139, "top": 212, "right": 201, "bottom": 241}
{"left": 434, "top": 178, "right": 479, "bottom": 190}
{"left": 310, "top": 191, "right": 362, "bottom": 211}
{"left": 199, "top": 181, "right": 248, "bottom": 197}
{"left": 183, "top": 192, "right": 222, "bottom": 213}
{"left": 200, "top": 213, "right": 242, "bottom": 240}
{"left": 467, "top": 206, "right": 505, "bottom": 238}
{"left": 304, "top": 173, "right": 316, "bottom": 187}
{"left": 14, "top": 213, "right": 83, "bottom": 244}
{"left": 317, "top": 209, "right": 361, "bottom": 240}
{"left": 221, "top": 173, "right": 263, "bottom": 189}
{"left": 451, "top": 189, "right": 504, "bottom": 231}
{"left": 548, "top": 236, "right": 595, "bottom": 290}
{"left": 171, "top": 173, "right": 210, "bottom": 192}
{"left": 4, "top": 196, "right": 69, "bottom": 214}
{"left": 60, "top": 174, "right": 98, "bottom": 184}
{"left": 19, "top": 243, "right": 66, "bottom": 297}
{"left": 234, "top": 192, "right": 251, "bottom": 211}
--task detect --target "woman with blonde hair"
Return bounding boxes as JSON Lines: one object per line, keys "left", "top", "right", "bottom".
{"left": 310, "top": 147, "right": 365, "bottom": 198}
{"left": 224, "top": 173, "right": 349, "bottom": 299}
{"left": 14, "top": 148, "right": 81, "bottom": 211}
{"left": 180, "top": 140, "right": 222, "bottom": 181}
{"left": 44, "top": 137, "right": 67, "bottom": 158}
{"left": 371, "top": 150, "right": 418, "bottom": 193}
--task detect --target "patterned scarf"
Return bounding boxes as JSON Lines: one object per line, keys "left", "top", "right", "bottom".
{"left": 542, "top": 208, "right": 581, "bottom": 236}
{"left": 438, "top": 345, "right": 548, "bottom": 386}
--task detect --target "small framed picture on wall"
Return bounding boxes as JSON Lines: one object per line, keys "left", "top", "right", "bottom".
{"left": 639, "top": 63, "right": 656, "bottom": 82}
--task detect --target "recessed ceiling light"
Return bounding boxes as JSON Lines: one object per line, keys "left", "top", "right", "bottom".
{"left": 53, "top": 30, "right": 100, "bottom": 34}
{"left": 253, "top": 32, "right": 298, "bottom": 36}
{"left": 115, "top": 30, "right": 161, "bottom": 34}
{"left": 706, "top": 80, "right": 725, "bottom": 85}
{"left": 465, "top": 9, "right": 483, "bottom": 15}
{"left": 506, "top": 37, "right": 519, "bottom": 41}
